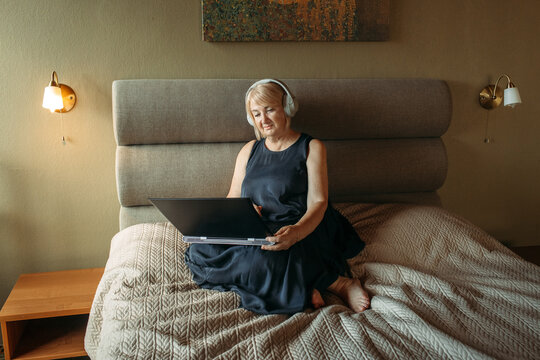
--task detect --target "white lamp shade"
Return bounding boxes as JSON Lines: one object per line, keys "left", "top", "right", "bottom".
{"left": 42, "top": 85, "right": 64, "bottom": 112}
{"left": 504, "top": 87, "right": 522, "bottom": 108}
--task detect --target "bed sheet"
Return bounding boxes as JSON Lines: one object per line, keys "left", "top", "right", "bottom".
{"left": 85, "top": 204, "right": 540, "bottom": 359}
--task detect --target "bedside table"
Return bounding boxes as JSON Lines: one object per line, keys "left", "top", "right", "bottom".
{"left": 0, "top": 268, "right": 104, "bottom": 360}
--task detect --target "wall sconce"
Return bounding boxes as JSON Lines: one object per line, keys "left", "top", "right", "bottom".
{"left": 42, "top": 71, "right": 76, "bottom": 113}
{"left": 42, "top": 71, "right": 77, "bottom": 144}
{"left": 478, "top": 74, "right": 522, "bottom": 143}
{"left": 479, "top": 74, "right": 521, "bottom": 110}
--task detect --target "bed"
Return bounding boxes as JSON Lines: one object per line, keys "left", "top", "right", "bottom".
{"left": 85, "top": 79, "right": 540, "bottom": 359}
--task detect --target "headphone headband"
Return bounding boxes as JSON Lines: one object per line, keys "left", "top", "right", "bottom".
{"left": 245, "top": 79, "right": 298, "bottom": 126}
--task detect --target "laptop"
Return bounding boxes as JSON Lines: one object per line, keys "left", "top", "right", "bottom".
{"left": 149, "top": 198, "right": 275, "bottom": 246}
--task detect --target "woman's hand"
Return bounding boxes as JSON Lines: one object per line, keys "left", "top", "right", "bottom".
{"left": 262, "top": 225, "right": 300, "bottom": 251}
{"left": 253, "top": 203, "right": 262, "bottom": 217}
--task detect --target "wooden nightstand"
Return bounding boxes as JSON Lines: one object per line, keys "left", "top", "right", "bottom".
{"left": 0, "top": 268, "right": 104, "bottom": 360}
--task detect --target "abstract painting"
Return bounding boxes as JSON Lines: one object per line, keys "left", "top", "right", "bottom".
{"left": 202, "top": 0, "right": 389, "bottom": 42}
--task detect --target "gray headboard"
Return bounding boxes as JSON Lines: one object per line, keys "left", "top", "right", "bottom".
{"left": 113, "top": 79, "right": 452, "bottom": 230}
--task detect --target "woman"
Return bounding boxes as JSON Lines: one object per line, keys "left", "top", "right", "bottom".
{"left": 185, "top": 79, "right": 370, "bottom": 314}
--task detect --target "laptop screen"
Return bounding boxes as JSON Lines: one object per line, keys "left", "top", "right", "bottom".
{"left": 149, "top": 198, "right": 272, "bottom": 239}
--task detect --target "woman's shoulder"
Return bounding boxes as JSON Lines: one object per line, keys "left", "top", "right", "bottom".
{"left": 243, "top": 139, "right": 257, "bottom": 149}
{"left": 301, "top": 133, "right": 325, "bottom": 150}
{"left": 301, "top": 133, "right": 321, "bottom": 143}
{"left": 305, "top": 136, "right": 326, "bottom": 162}
{"left": 239, "top": 139, "right": 257, "bottom": 156}
{"left": 308, "top": 138, "right": 326, "bottom": 152}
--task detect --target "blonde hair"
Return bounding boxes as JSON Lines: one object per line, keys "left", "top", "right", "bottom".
{"left": 245, "top": 82, "right": 288, "bottom": 140}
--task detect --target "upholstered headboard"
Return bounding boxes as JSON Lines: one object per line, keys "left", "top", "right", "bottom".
{"left": 113, "top": 79, "right": 452, "bottom": 230}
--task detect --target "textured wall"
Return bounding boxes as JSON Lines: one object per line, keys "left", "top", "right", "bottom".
{"left": 1, "top": 0, "right": 539, "bottom": 308}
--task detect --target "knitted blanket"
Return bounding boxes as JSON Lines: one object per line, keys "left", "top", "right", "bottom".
{"left": 85, "top": 204, "right": 540, "bottom": 359}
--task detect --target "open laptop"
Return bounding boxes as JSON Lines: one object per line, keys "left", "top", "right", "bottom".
{"left": 149, "top": 198, "right": 275, "bottom": 246}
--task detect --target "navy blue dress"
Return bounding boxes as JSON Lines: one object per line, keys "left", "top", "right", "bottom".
{"left": 185, "top": 133, "right": 364, "bottom": 314}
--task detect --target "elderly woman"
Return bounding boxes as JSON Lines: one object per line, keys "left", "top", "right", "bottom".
{"left": 185, "top": 79, "right": 370, "bottom": 314}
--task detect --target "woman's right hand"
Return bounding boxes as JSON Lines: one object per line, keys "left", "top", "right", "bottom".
{"left": 262, "top": 225, "right": 300, "bottom": 251}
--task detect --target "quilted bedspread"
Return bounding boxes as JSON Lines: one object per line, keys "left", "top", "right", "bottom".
{"left": 85, "top": 204, "right": 540, "bottom": 359}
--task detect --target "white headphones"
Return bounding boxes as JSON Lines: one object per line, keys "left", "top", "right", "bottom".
{"left": 245, "top": 79, "right": 299, "bottom": 126}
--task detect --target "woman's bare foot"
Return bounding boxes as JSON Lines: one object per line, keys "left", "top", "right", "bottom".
{"left": 311, "top": 289, "right": 325, "bottom": 309}
{"left": 328, "top": 276, "right": 370, "bottom": 313}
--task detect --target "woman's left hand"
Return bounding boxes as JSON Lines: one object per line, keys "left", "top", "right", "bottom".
{"left": 262, "top": 225, "right": 301, "bottom": 251}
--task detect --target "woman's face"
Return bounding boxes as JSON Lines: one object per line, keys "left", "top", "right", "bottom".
{"left": 249, "top": 100, "right": 288, "bottom": 138}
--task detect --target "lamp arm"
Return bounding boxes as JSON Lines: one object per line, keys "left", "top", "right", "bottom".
{"left": 491, "top": 74, "right": 512, "bottom": 99}
{"left": 49, "top": 71, "right": 59, "bottom": 87}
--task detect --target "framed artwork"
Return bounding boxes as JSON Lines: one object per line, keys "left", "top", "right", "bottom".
{"left": 202, "top": 0, "right": 389, "bottom": 42}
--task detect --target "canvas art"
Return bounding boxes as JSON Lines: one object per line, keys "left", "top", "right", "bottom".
{"left": 202, "top": 0, "right": 389, "bottom": 42}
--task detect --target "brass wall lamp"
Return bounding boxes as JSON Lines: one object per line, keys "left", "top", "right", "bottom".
{"left": 479, "top": 74, "right": 522, "bottom": 143}
{"left": 479, "top": 74, "right": 521, "bottom": 110}
{"left": 42, "top": 71, "right": 77, "bottom": 113}
{"left": 42, "top": 71, "right": 77, "bottom": 144}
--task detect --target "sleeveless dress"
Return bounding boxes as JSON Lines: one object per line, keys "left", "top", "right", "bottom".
{"left": 184, "top": 133, "right": 365, "bottom": 314}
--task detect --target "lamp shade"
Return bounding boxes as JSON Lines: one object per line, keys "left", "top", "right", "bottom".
{"left": 504, "top": 87, "right": 521, "bottom": 108}
{"left": 42, "top": 85, "right": 64, "bottom": 112}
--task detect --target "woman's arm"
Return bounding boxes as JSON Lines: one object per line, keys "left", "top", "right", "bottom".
{"left": 227, "top": 140, "right": 256, "bottom": 198}
{"left": 263, "top": 139, "right": 328, "bottom": 250}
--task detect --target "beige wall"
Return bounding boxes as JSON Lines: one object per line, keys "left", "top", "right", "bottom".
{"left": 1, "top": 0, "right": 539, "bottom": 306}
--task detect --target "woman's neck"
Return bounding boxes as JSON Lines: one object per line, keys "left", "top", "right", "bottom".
{"left": 264, "top": 131, "right": 301, "bottom": 152}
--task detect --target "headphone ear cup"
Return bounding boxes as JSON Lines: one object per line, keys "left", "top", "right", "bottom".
{"left": 283, "top": 95, "right": 298, "bottom": 117}
{"left": 282, "top": 101, "right": 290, "bottom": 117}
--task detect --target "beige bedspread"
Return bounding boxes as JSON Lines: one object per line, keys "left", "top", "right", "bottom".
{"left": 85, "top": 204, "right": 540, "bottom": 359}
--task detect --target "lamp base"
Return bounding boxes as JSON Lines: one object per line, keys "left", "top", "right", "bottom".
{"left": 55, "top": 84, "right": 77, "bottom": 113}
{"left": 479, "top": 85, "right": 502, "bottom": 110}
